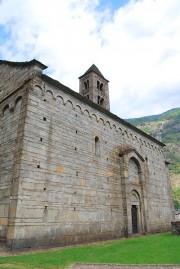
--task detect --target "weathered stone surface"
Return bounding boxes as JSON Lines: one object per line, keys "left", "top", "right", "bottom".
{"left": 0, "top": 60, "right": 174, "bottom": 250}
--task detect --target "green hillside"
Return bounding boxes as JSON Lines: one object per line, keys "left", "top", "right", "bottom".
{"left": 126, "top": 107, "right": 180, "bottom": 180}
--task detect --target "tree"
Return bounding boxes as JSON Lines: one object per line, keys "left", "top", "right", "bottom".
{"left": 172, "top": 187, "right": 180, "bottom": 210}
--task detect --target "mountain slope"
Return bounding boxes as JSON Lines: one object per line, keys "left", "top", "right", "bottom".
{"left": 126, "top": 108, "right": 180, "bottom": 188}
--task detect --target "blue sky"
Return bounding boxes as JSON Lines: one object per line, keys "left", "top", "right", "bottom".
{"left": 0, "top": 0, "right": 180, "bottom": 118}
{"left": 99, "top": 0, "right": 129, "bottom": 10}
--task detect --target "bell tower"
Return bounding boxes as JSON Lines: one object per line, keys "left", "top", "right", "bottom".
{"left": 79, "top": 64, "right": 110, "bottom": 111}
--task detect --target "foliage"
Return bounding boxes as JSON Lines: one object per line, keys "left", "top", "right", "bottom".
{"left": 0, "top": 233, "right": 179, "bottom": 269}
{"left": 127, "top": 107, "right": 180, "bottom": 126}
{"left": 138, "top": 125, "right": 154, "bottom": 136}
{"left": 172, "top": 187, "right": 180, "bottom": 210}
{"left": 126, "top": 107, "right": 180, "bottom": 175}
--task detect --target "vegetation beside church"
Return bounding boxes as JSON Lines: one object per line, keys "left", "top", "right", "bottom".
{"left": 127, "top": 107, "right": 180, "bottom": 209}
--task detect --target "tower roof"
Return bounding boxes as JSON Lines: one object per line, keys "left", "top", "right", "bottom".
{"left": 79, "top": 64, "right": 109, "bottom": 82}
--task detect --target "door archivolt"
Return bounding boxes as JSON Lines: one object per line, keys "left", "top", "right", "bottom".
{"left": 131, "top": 190, "right": 141, "bottom": 234}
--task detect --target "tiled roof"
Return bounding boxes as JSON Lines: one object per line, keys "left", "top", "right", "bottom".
{"left": 0, "top": 59, "right": 47, "bottom": 70}
{"left": 79, "top": 64, "right": 109, "bottom": 81}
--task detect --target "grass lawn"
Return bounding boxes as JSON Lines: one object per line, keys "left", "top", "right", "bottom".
{"left": 0, "top": 232, "right": 179, "bottom": 269}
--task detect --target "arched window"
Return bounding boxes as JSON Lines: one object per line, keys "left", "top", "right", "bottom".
{"left": 84, "top": 80, "right": 89, "bottom": 89}
{"left": 95, "top": 136, "right": 100, "bottom": 156}
{"left": 84, "top": 81, "right": 87, "bottom": 89}
{"left": 97, "top": 81, "right": 100, "bottom": 89}
{"left": 97, "top": 96, "right": 104, "bottom": 106}
{"left": 100, "top": 83, "right": 103, "bottom": 91}
{"left": 128, "top": 157, "right": 141, "bottom": 184}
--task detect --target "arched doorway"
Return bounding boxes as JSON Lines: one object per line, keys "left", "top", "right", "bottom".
{"left": 131, "top": 190, "right": 141, "bottom": 234}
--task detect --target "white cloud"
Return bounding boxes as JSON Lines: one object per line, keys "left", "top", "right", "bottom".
{"left": 0, "top": 0, "right": 180, "bottom": 118}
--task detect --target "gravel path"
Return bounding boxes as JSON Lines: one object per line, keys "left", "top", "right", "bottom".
{"left": 71, "top": 265, "right": 180, "bottom": 269}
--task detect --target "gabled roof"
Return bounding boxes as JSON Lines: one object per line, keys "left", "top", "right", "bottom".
{"left": 79, "top": 64, "right": 109, "bottom": 82}
{"left": 0, "top": 59, "right": 47, "bottom": 70}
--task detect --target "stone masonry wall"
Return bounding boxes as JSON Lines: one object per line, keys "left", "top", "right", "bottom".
{"left": 0, "top": 94, "right": 23, "bottom": 239}
{"left": 6, "top": 76, "right": 173, "bottom": 249}
{"left": 0, "top": 61, "right": 44, "bottom": 103}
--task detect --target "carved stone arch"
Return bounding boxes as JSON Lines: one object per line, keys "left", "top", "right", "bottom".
{"left": 33, "top": 85, "right": 43, "bottom": 96}
{"left": 130, "top": 133, "right": 133, "bottom": 140}
{"left": 56, "top": 95, "right": 65, "bottom": 105}
{"left": 75, "top": 104, "right": 82, "bottom": 114}
{"left": 106, "top": 120, "right": 111, "bottom": 129}
{"left": 2, "top": 104, "right": 10, "bottom": 115}
{"left": 131, "top": 190, "right": 141, "bottom": 234}
{"left": 118, "top": 127, "right": 123, "bottom": 134}
{"left": 128, "top": 155, "right": 142, "bottom": 173}
{"left": 65, "top": 99, "right": 74, "bottom": 109}
{"left": 112, "top": 124, "right": 117, "bottom": 131}
{"left": 124, "top": 130, "right": 128, "bottom": 138}
{"left": 99, "top": 117, "right": 105, "bottom": 125}
{"left": 83, "top": 109, "right": 90, "bottom": 117}
{"left": 134, "top": 135, "right": 138, "bottom": 141}
{"left": 91, "top": 113, "right": 98, "bottom": 122}
{"left": 128, "top": 156, "right": 142, "bottom": 185}
{"left": 131, "top": 190, "right": 141, "bottom": 205}
{"left": 45, "top": 90, "right": 54, "bottom": 100}
{"left": 14, "top": 96, "right": 22, "bottom": 107}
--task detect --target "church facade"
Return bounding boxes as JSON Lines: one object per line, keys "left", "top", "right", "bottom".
{"left": 0, "top": 60, "right": 173, "bottom": 250}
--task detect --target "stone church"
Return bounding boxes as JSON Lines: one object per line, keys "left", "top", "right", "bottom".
{"left": 0, "top": 59, "right": 173, "bottom": 250}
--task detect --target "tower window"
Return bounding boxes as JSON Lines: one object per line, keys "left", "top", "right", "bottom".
{"left": 97, "top": 81, "right": 100, "bottom": 89}
{"left": 84, "top": 82, "right": 87, "bottom": 89}
{"left": 100, "top": 83, "right": 103, "bottom": 91}
{"left": 87, "top": 95, "right": 89, "bottom": 99}
{"left": 84, "top": 80, "right": 89, "bottom": 90}
{"left": 100, "top": 97, "right": 104, "bottom": 106}
{"left": 98, "top": 95, "right": 100, "bottom": 104}
{"left": 97, "top": 96, "right": 104, "bottom": 106}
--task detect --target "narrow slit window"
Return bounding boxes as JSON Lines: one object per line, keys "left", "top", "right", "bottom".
{"left": 97, "top": 81, "right": 100, "bottom": 89}
{"left": 95, "top": 136, "right": 100, "bottom": 156}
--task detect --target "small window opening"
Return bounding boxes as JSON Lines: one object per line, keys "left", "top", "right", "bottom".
{"left": 97, "top": 81, "right": 100, "bottom": 89}
{"left": 97, "top": 96, "right": 104, "bottom": 106}
{"left": 95, "top": 136, "right": 100, "bottom": 156}
{"left": 76, "top": 171, "right": 78, "bottom": 176}
{"left": 84, "top": 80, "right": 89, "bottom": 89}
{"left": 37, "top": 165, "right": 40, "bottom": 168}
{"left": 40, "top": 138, "right": 43, "bottom": 141}
{"left": 100, "top": 83, "right": 103, "bottom": 91}
{"left": 45, "top": 206, "right": 47, "bottom": 210}
{"left": 100, "top": 97, "right": 104, "bottom": 106}
{"left": 43, "top": 117, "right": 46, "bottom": 121}
{"left": 98, "top": 95, "right": 100, "bottom": 104}
{"left": 84, "top": 81, "right": 87, "bottom": 89}
{"left": 87, "top": 95, "right": 89, "bottom": 99}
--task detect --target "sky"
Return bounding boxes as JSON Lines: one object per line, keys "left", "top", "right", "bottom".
{"left": 0, "top": 0, "right": 180, "bottom": 119}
